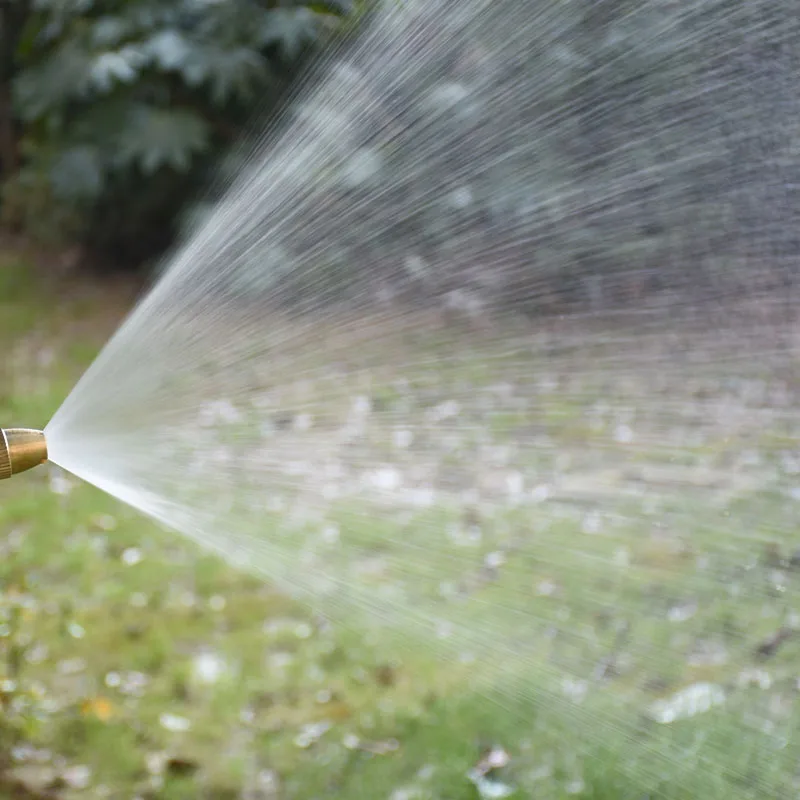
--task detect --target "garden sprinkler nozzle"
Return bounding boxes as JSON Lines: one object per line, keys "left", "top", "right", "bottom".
{"left": 0, "top": 429, "right": 48, "bottom": 480}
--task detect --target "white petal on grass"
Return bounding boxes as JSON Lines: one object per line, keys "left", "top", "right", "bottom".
{"left": 122, "top": 547, "right": 143, "bottom": 566}
{"left": 293, "top": 721, "right": 331, "bottom": 748}
{"left": 192, "top": 651, "right": 229, "bottom": 685}
{"left": 62, "top": 765, "right": 92, "bottom": 790}
{"left": 208, "top": 594, "right": 227, "bottom": 611}
{"left": 67, "top": 623, "right": 85, "bottom": 639}
{"left": 648, "top": 683, "right": 725, "bottom": 724}
{"left": 159, "top": 713, "right": 191, "bottom": 732}
{"left": 467, "top": 772, "right": 516, "bottom": 799}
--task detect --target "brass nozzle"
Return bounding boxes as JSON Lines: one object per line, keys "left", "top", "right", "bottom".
{"left": 0, "top": 428, "right": 47, "bottom": 480}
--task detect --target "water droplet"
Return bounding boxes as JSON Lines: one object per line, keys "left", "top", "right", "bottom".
{"left": 25, "top": 643, "right": 48, "bottom": 664}
{"left": 122, "top": 547, "right": 143, "bottom": 566}
{"left": 537, "top": 579, "right": 557, "bottom": 596}
{"left": 450, "top": 186, "right": 474, "bottom": 209}
{"left": 738, "top": 669, "right": 772, "bottom": 690}
{"left": 120, "top": 671, "right": 149, "bottom": 696}
{"left": 255, "top": 769, "right": 280, "bottom": 793}
{"left": 198, "top": 400, "right": 241, "bottom": 426}
{"left": 612, "top": 548, "right": 630, "bottom": 567}
{"left": 63, "top": 764, "right": 92, "bottom": 790}
{"left": 295, "top": 623, "right": 313, "bottom": 639}
{"left": 341, "top": 147, "right": 383, "bottom": 188}
{"left": 484, "top": 747, "right": 511, "bottom": 769}
{"left": 159, "top": 713, "right": 191, "bottom": 732}
{"left": 467, "top": 772, "right": 516, "bottom": 799}
{"left": 50, "top": 472, "right": 73, "bottom": 496}
{"left": 565, "top": 778, "right": 586, "bottom": 795}
{"left": 393, "top": 429, "right": 413, "bottom": 449}
{"left": 505, "top": 471, "right": 524, "bottom": 499}
{"left": 68, "top": 622, "right": 85, "bottom": 639}
{"left": 208, "top": 594, "right": 226, "bottom": 611}
{"left": 667, "top": 602, "right": 697, "bottom": 623}
{"left": 192, "top": 651, "right": 227, "bottom": 685}
{"left": 429, "top": 400, "right": 461, "bottom": 422}
{"left": 531, "top": 484, "right": 550, "bottom": 503}
{"left": 436, "top": 621, "right": 454, "bottom": 639}
{"left": 649, "top": 682, "right": 725, "bottom": 724}
{"left": 367, "top": 466, "right": 402, "bottom": 491}
{"left": 352, "top": 396, "right": 371, "bottom": 416}
{"left": 268, "top": 652, "right": 294, "bottom": 670}
{"left": 614, "top": 424, "right": 634, "bottom": 443}
{"left": 58, "top": 657, "right": 86, "bottom": 675}
{"left": 582, "top": 511, "right": 602, "bottom": 534}
{"left": 146, "top": 752, "right": 167, "bottom": 775}
{"left": 409, "top": 487, "right": 436, "bottom": 507}
{"left": 321, "top": 525, "right": 340, "bottom": 545}
{"left": 293, "top": 721, "right": 331, "bottom": 748}
{"left": 294, "top": 413, "right": 313, "bottom": 431}
{"left": 562, "top": 678, "right": 588, "bottom": 703}
{"left": 404, "top": 255, "right": 428, "bottom": 278}
{"left": 485, "top": 551, "right": 505, "bottom": 569}
{"left": 343, "top": 733, "right": 360, "bottom": 749}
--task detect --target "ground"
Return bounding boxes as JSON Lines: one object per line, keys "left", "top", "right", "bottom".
{"left": 0, "top": 248, "right": 799, "bottom": 799}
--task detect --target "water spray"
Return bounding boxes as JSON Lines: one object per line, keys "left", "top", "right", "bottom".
{"left": 33, "top": 0, "right": 800, "bottom": 795}
{"left": 0, "top": 428, "right": 48, "bottom": 480}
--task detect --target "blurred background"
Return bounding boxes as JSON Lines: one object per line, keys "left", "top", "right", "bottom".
{"left": 0, "top": 1, "right": 798, "bottom": 798}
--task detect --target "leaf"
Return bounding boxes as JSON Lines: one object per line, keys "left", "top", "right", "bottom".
{"left": 32, "top": 0, "right": 95, "bottom": 13}
{"left": 259, "top": 8, "right": 322, "bottom": 59}
{"left": 184, "top": 45, "right": 268, "bottom": 104}
{"left": 13, "top": 41, "right": 93, "bottom": 120}
{"left": 90, "top": 16, "right": 134, "bottom": 48}
{"left": 88, "top": 46, "right": 148, "bottom": 93}
{"left": 114, "top": 105, "right": 210, "bottom": 174}
{"left": 50, "top": 145, "right": 105, "bottom": 200}
{"left": 143, "top": 29, "right": 195, "bottom": 71}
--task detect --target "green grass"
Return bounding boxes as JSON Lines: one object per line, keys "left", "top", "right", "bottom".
{"left": 0, "top": 254, "right": 799, "bottom": 798}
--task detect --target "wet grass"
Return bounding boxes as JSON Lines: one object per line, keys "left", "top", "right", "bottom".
{"left": 1, "top": 254, "right": 799, "bottom": 798}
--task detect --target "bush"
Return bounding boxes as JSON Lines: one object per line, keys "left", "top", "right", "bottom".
{"left": 5, "top": 0, "right": 353, "bottom": 267}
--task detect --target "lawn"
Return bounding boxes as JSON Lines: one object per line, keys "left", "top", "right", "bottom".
{"left": 0, "top": 249, "right": 799, "bottom": 799}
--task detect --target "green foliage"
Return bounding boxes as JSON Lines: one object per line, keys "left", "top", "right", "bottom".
{"left": 4, "top": 0, "right": 352, "bottom": 260}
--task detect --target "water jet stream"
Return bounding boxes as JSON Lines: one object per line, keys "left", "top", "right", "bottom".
{"left": 38, "top": 0, "right": 800, "bottom": 795}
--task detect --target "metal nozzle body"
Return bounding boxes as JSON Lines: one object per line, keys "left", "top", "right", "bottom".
{"left": 0, "top": 429, "right": 48, "bottom": 480}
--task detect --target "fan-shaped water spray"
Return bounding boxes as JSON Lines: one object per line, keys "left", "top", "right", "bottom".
{"left": 44, "top": 0, "right": 800, "bottom": 795}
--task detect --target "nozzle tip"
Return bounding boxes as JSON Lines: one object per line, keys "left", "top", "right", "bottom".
{"left": 0, "top": 428, "right": 48, "bottom": 480}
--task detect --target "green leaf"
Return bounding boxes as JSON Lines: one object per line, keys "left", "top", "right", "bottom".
{"left": 32, "top": 0, "right": 95, "bottom": 14}
{"left": 88, "top": 46, "right": 148, "bottom": 93}
{"left": 143, "top": 30, "right": 194, "bottom": 71}
{"left": 259, "top": 8, "right": 321, "bottom": 59}
{"left": 90, "top": 16, "right": 134, "bottom": 48}
{"left": 184, "top": 45, "right": 268, "bottom": 104}
{"left": 114, "top": 105, "right": 210, "bottom": 174}
{"left": 13, "top": 41, "right": 93, "bottom": 120}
